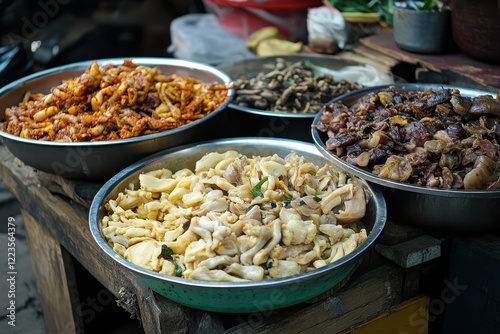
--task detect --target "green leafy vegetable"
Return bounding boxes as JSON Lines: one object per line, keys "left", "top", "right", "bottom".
{"left": 406, "top": 0, "right": 437, "bottom": 11}
{"left": 313, "top": 196, "right": 322, "bottom": 202}
{"left": 321, "top": 249, "right": 331, "bottom": 260}
{"left": 261, "top": 259, "right": 273, "bottom": 270}
{"left": 161, "top": 244, "right": 174, "bottom": 257}
{"left": 160, "top": 244, "right": 183, "bottom": 277}
{"left": 282, "top": 192, "right": 292, "bottom": 205}
{"left": 326, "top": 0, "right": 397, "bottom": 24}
{"left": 326, "top": 0, "right": 381, "bottom": 13}
{"left": 252, "top": 176, "right": 269, "bottom": 197}
{"left": 245, "top": 204, "right": 258, "bottom": 213}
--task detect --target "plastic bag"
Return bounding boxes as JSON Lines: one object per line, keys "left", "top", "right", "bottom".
{"left": 168, "top": 13, "right": 254, "bottom": 65}
{"left": 311, "top": 63, "right": 394, "bottom": 86}
{"left": 307, "top": 6, "right": 352, "bottom": 49}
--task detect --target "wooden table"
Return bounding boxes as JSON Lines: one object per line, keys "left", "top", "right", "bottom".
{"left": 0, "top": 143, "right": 434, "bottom": 334}
{"left": 354, "top": 28, "right": 500, "bottom": 93}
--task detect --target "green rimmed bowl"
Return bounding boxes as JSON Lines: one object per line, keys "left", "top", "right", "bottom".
{"left": 89, "top": 137, "right": 386, "bottom": 313}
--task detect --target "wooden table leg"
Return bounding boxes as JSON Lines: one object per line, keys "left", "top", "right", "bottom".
{"left": 22, "top": 209, "right": 84, "bottom": 334}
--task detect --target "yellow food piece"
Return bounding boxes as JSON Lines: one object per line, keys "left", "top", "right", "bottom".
{"left": 341, "top": 12, "right": 381, "bottom": 23}
{"left": 246, "top": 26, "right": 281, "bottom": 50}
{"left": 255, "top": 38, "right": 303, "bottom": 56}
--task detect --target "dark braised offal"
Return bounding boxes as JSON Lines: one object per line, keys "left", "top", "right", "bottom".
{"left": 232, "top": 58, "right": 363, "bottom": 114}
{"left": 315, "top": 86, "right": 500, "bottom": 190}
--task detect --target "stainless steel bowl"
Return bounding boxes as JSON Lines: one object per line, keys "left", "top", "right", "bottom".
{"left": 311, "top": 83, "right": 500, "bottom": 232}
{"left": 218, "top": 55, "right": 394, "bottom": 142}
{"left": 89, "top": 138, "right": 387, "bottom": 313}
{"left": 0, "top": 57, "right": 234, "bottom": 179}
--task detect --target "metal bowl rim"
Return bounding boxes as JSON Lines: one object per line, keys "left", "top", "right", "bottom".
{"left": 311, "top": 83, "right": 500, "bottom": 197}
{"left": 228, "top": 103, "right": 318, "bottom": 118}
{"left": 89, "top": 137, "right": 387, "bottom": 289}
{"left": 219, "top": 54, "right": 384, "bottom": 119}
{"left": 0, "top": 57, "right": 235, "bottom": 147}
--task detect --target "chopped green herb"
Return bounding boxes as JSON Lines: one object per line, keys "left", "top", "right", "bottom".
{"left": 161, "top": 244, "right": 183, "bottom": 277}
{"left": 261, "top": 259, "right": 273, "bottom": 270}
{"left": 161, "top": 244, "right": 174, "bottom": 258}
{"left": 245, "top": 204, "right": 258, "bottom": 213}
{"left": 299, "top": 200, "right": 306, "bottom": 206}
{"left": 321, "top": 248, "right": 331, "bottom": 260}
{"left": 173, "top": 259, "right": 183, "bottom": 277}
{"left": 313, "top": 196, "right": 322, "bottom": 202}
{"left": 282, "top": 192, "right": 292, "bottom": 205}
{"left": 252, "top": 176, "right": 269, "bottom": 197}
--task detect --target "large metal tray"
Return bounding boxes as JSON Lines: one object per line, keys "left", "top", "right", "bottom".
{"left": 0, "top": 57, "right": 234, "bottom": 180}
{"left": 312, "top": 83, "right": 500, "bottom": 232}
{"left": 218, "top": 54, "right": 394, "bottom": 118}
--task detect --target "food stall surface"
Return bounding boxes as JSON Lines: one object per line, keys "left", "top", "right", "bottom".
{"left": 1, "top": 1, "right": 499, "bottom": 334}
{"left": 0, "top": 183, "right": 46, "bottom": 334}
{"left": 0, "top": 181, "right": 144, "bottom": 333}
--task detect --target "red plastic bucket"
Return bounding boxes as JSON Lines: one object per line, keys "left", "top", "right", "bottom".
{"left": 208, "top": 0, "right": 322, "bottom": 10}
{"left": 204, "top": 0, "right": 322, "bottom": 40}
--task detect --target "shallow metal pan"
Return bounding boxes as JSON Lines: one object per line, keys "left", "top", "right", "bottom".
{"left": 0, "top": 57, "right": 234, "bottom": 180}
{"left": 218, "top": 54, "right": 395, "bottom": 142}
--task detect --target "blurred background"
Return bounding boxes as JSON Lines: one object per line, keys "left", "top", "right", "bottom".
{"left": 0, "top": 0, "right": 207, "bottom": 86}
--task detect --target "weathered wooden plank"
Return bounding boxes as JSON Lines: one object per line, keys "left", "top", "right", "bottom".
{"left": 0, "top": 146, "right": 99, "bottom": 209}
{"left": 402, "top": 267, "right": 421, "bottom": 301}
{"left": 22, "top": 209, "right": 83, "bottom": 334}
{"left": 377, "top": 220, "right": 423, "bottom": 246}
{"left": 224, "top": 264, "right": 403, "bottom": 334}
{"left": 350, "top": 295, "right": 429, "bottom": 334}
{"left": 359, "top": 28, "right": 500, "bottom": 92}
{"left": 344, "top": 45, "right": 400, "bottom": 70}
{"left": 376, "top": 235, "right": 442, "bottom": 268}
{"left": 36, "top": 170, "right": 101, "bottom": 209}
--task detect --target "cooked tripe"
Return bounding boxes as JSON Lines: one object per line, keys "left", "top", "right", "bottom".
{"left": 101, "top": 151, "right": 368, "bottom": 281}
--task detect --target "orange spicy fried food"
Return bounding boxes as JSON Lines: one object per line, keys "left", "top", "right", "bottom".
{"left": 2, "top": 59, "right": 230, "bottom": 142}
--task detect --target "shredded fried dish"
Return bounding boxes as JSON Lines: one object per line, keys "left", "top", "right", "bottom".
{"left": 1, "top": 59, "right": 230, "bottom": 141}
{"left": 101, "top": 151, "right": 368, "bottom": 282}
